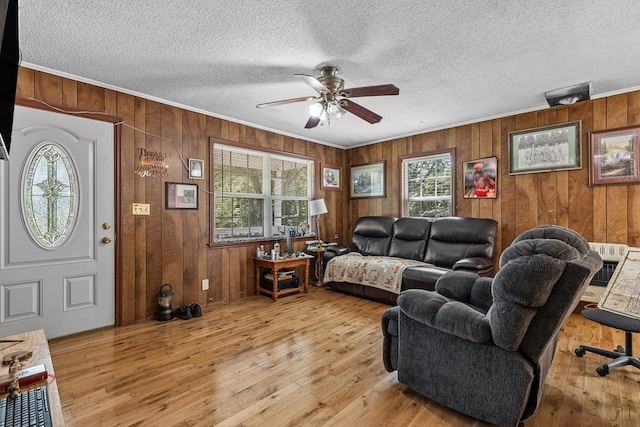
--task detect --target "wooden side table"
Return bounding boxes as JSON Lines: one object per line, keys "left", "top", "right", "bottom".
{"left": 254, "top": 256, "right": 311, "bottom": 301}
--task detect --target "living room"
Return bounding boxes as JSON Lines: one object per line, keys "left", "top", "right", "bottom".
{"left": 10, "top": 63, "right": 640, "bottom": 426}
{"left": 3, "top": 2, "right": 640, "bottom": 425}
{"left": 15, "top": 67, "right": 640, "bottom": 325}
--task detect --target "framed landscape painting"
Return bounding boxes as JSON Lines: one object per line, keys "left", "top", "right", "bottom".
{"left": 350, "top": 161, "right": 386, "bottom": 198}
{"left": 589, "top": 126, "right": 640, "bottom": 185}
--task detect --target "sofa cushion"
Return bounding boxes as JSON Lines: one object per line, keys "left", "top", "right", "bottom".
{"left": 351, "top": 216, "right": 396, "bottom": 256}
{"left": 424, "top": 217, "right": 497, "bottom": 268}
{"left": 325, "top": 253, "right": 426, "bottom": 294}
{"left": 388, "top": 217, "right": 432, "bottom": 260}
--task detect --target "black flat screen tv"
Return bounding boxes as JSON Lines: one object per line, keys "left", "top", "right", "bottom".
{"left": 0, "top": 0, "right": 19, "bottom": 161}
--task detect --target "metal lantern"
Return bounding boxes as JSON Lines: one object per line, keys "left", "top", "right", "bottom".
{"left": 157, "top": 283, "right": 175, "bottom": 321}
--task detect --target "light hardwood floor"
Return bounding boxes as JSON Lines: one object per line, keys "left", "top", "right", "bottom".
{"left": 48, "top": 287, "right": 640, "bottom": 426}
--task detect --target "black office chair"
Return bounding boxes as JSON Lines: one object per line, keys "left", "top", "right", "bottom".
{"left": 575, "top": 308, "right": 640, "bottom": 376}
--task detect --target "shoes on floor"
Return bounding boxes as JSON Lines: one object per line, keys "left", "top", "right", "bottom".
{"left": 174, "top": 303, "right": 202, "bottom": 320}
{"left": 174, "top": 304, "right": 193, "bottom": 320}
{"left": 190, "top": 303, "right": 202, "bottom": 317}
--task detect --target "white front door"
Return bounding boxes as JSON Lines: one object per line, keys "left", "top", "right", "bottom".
{"left": 0, "top": 105, "right": 115, "bottom": 339}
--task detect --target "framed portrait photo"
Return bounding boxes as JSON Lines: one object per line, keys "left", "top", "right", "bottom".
{"left": 350, "top": 161, "right": 386, "bottom": 198}
{"left": 320, "top": 163, "right": 342, "bottom": 191}
{"left": 589, "top": 126, "right": 640, "bottom": 185}
{"left": 165, "top": 182, "right": 198, "bottom": 209}
{"left": 188, "top": 158, "right": 204, "bottom": 180}
{"left": 508, "top": 121, "right": 581, "bottom": 174}
{"left": 463, "top": 157, "right": 497, "bottom": 199}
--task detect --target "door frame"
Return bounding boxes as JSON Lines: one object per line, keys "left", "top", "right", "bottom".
{"left": 16, "top": 97, "right": 124, "bottom": 327}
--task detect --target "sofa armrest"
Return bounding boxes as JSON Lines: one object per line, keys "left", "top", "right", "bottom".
{"left": 325, "top": 244, "right": 351, "bottom": 256}
{"left": 397, "top": 289, "right": 491, "bottom": 343}
{"left": 323, "top": 244, "right": 351, "bottom": 267}
{"left": 452, "top": 257, "right": 494, "bottom": 275}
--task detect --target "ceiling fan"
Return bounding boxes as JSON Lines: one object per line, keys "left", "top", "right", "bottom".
{"left": 256, "top": 66, "right": 399, "bottom": 129}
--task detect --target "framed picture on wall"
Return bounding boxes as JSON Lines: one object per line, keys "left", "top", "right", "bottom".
{"left": 463, "top": 157, "right": 497, "bottom": 199}
{"left": 166, "top": 182, "right": 198, "bottom": 209}
{"left": 589, "top": 126, "right": 640, "bottom": 185}
{"left": 320, "top": 163, "right": 342, "bottom": 191}
{"left": 188, "top": 158, "right": 204, "bottom": 179}
{"left": 508, "top": 121, "right": 581, "bottom": 174}
{"left": 350, "top": 161, "right": 386, "bottom": 198}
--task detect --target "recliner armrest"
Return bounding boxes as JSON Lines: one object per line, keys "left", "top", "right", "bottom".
{"left": 397, "top": 289, "right": 491, "bottom": 344}
{"left": 435, "top": 271, "right": 493, "bottom": 312}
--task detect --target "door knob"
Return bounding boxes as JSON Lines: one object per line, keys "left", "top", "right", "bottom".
{"left": 102, "top": 222, "right": 111, "bottom": 230}
{"left": 102, "top": 236, "right": 112, "bottom": 244}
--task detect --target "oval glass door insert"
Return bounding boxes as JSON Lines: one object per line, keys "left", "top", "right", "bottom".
{"left": 22, "top": 143, "right": 79, "bottom": 248}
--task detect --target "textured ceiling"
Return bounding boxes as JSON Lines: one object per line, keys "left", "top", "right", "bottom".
{"left": 17, "top": 0, "right": 640, "bottom": 148}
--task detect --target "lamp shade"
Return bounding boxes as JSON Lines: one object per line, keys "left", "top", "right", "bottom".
{"left": 309, "top": 199, "right": 328, "bottom": 216}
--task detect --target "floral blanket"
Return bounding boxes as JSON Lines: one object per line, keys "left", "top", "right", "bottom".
{"left": 324, "top": 252, "right": 427, "bottom": 294}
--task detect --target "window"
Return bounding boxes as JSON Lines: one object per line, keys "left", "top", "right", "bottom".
{"left": 212, "top": 142, "right": 313, "bottom": 243}
{"left": 23, "top": 143, "right": 78, "bottom": 248}
{"left": 402, "top": 150, "right": 454, "bottom": 218}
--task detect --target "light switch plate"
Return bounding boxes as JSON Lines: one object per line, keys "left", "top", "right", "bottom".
{"left": 132, "top": 203, "right": 150, "bottom": 215}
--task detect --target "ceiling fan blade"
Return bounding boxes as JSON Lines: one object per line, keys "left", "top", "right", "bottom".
{"left": 304, "top": 116, "right": 321, "bottom": 129}
{"left": 340, "top": 84, "right": 399, "bottom": 98}
{"left": 294, "top": 74, "right": 331, "bottom": 94}
{"left": 256, "top": 96, "right": 318, "bottom": 108}
{"left": 340, "top": 100, "right": 383, "bottom": 124}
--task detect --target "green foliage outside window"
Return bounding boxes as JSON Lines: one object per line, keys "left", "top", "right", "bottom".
{"left": 213, "top": 144, "right": 312, "bottom": 242}
{"left": 403, "top": 153, "right": 453, "bottom": 218}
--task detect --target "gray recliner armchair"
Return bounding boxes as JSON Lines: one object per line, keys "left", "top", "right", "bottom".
{"left": 381, "top": 225, "right": 603, "bottom": 427}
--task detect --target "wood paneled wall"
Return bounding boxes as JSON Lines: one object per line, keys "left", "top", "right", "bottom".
{"left": 16, "top": 67, "right": 349, "bottom": 324}
{"left": 347, "top": 92, "right": 640, "bottom": 263}
{"left": 15, "top": 67, "right": 640, "bottom": 324}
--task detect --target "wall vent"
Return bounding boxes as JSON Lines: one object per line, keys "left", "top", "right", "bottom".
{"left": 581, "top": 242, "right": 628, "bottom": 303}
{"left": 588, "top": 242, "right": 628, "bottom": 262}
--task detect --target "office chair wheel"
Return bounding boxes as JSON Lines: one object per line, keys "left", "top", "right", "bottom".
{"left": 596, "top": 365, "right": 609, "bottom": 377}
{"left": 575, "top": 347, "right": 586, "bottom": 357}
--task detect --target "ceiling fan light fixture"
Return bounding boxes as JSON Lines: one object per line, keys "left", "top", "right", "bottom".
{"left": 309, "top": 102, "right": 323, "bottom": 118}
{"left": 327, "top": 100, "right": 346, "bottom": 118}
{"left": 318, "top": 107, "right": 330, "bottom": 123}
{"left": 258, "top": 66, "right": 399, "bottom": 129}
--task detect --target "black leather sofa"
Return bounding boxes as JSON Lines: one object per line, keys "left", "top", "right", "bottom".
{"left": 323, "top": 216, "right": 498, "bottom": 304}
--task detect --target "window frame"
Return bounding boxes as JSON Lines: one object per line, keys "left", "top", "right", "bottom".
{"left": 400, "top": 148, "right": 456, "bottom": 218}
{"left": 209, "top": 138, "right": 315, "bottom": 246}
